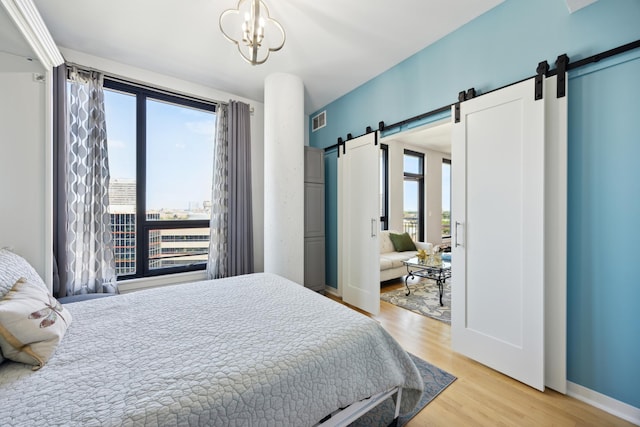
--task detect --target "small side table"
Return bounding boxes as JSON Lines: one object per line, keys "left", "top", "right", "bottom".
{"left": 402, "top": 257, "right": 451, "bottom": 306}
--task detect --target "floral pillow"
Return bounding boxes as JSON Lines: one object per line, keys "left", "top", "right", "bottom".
{"left": 0, "top": 278, "right": 72, "bottom": 370}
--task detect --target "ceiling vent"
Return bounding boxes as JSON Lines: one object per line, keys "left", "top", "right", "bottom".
{"left": 312, "top": 111, "right": 326, "bottom": 132}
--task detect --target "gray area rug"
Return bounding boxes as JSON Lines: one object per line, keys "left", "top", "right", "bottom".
{"left": 380, "top": 279, "right": 451, "bottom": 324}
{"left": 350, "top": 353, "right": 456, "bottom": 426}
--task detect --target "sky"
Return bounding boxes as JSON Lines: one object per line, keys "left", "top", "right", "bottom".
{"left": 104, "top": 89, "right": 216, "bottom": 211}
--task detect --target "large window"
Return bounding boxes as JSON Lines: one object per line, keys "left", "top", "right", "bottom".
{"left": 104, "top": 80, "right": 217, "bottom": 279}
{"left": 403, "top": 150, "right": 424, "bottom": 242}
{"left": 442, "top": 159, "right": 451, "bottom": 239}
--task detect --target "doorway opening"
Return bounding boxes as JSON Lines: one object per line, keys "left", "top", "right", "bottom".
{"left": 378, "top": 118, "right": 453, "bottom": 324}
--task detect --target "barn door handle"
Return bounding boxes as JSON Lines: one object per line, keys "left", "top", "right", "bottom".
{"left": 371, "top": 218, "right": 377, "bottom": 237}
{"left": 455, "top": 221, "right": 463, "bottom": 247}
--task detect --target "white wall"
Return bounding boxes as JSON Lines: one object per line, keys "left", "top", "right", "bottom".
{"left": 386, "top": 140, "right": 450, "bottom": 245}
{"left": 424, "top": 149, "right": 447, "bottom": 245}
{"left": 0, "top": 60, "right": 47, "bottom": 279}
{"left": 388, "top": 142, "right": 405, "bottom": 233}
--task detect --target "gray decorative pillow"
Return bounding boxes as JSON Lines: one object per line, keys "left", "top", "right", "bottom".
{"left": 0, "top": 278, "right": 72, "bottom": 370}
{"left": 0, "top": 248, "right": 47, "bottom": 299}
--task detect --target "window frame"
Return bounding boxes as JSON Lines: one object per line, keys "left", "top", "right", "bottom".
{"left": 103, "top": 79, "right": 216, "bottom": 280}
{"left": 403, "top": 149, "right": 425, "bottom": 242}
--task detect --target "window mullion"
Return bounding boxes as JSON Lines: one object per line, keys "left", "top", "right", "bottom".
{"left": 137, "top": 92, "right": 147, "bottom": 277}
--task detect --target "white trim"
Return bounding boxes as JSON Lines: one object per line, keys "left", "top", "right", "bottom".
{"left": 324, "top": 286, "right": 340, "bottom": 297}
{"left": 43, "top": 69, "right": 53, "bottom": 289}
{"left": 1, "top": 0, "right": 64, "bottom": 70}
{"left": 118, "top": 271, "right": 208, "bottom": 294}
{"left": 567, "top": 381, "right": 640, "bottom": 426}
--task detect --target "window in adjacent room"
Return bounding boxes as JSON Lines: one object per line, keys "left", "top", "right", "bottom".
{"left": 442, "top": 158, "right": 451, "bottom": 239}
{"left": 403, "top": 150, "right": 424, "bottom": 242}
{"left": 104, "top": 80, "right": 216, "bottom": 279}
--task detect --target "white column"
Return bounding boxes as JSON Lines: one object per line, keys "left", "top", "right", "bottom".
{"left": 425, "top": 151, "right": 444, "bottom": 246}
{"left": 264, "top": 73, "right": 305, "bottom": 284}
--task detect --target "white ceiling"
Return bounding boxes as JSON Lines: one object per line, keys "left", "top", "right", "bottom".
{"left": 0, "top": 5, "right": 40, "bottom": 68}
{"left": 31, "top": 0, "right": 504, "bottom": 114}
{"left": 0, "top": 6, "right": 30, "bottom": 56}
{"left": 384, "top": 121, "right": 453, "bottom": 154}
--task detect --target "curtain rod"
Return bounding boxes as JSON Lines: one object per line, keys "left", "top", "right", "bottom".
{"left": 65, "top": 61, "right": 226, "bottom": 109}
{"left": 324, "top": 37, "right": 640, "bottom": 153}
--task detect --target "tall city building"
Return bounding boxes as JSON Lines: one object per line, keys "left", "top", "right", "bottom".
{"left": 108, "top": 179, "right": 210, "bottom": 276}
{"left": 109, "top": 179, "right": 138, "bottom": 276}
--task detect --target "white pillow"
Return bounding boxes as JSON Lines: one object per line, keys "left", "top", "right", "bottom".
{"left": 0, "top": 248, "right": 47, "bottom": 299}
{"left": 0, "top": 278, "right": 72, "bottom": 370}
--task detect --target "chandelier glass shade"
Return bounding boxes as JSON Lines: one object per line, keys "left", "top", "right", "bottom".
{"left": 219, "top": 0, "right": 286, "bottom": 66}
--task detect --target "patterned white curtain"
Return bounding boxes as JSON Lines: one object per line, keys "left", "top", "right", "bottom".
{"left": 64, "top": 67, "right": 117, "bottom": 295}
{"left": 207, "top": 103, "right": 229, "bottom": 279}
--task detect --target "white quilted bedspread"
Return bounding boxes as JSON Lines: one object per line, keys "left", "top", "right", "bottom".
{"left": 0, "top": 273, "right": 423, "bottom": 426}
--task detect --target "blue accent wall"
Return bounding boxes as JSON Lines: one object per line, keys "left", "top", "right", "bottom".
{"left": 308, "top": 0, "right": 640, "bottom": 410}
{"left": 567, "top": 51, "right": 640, "bottom": 409}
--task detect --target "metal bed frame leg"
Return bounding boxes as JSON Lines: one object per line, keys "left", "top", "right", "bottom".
{"left": 387, "top": 387, "right": 403, "bottom": 427}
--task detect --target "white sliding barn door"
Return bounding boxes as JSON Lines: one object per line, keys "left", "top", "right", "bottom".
{"left": 451, "top": 78, "right": 546, "bottom": 391}
{"left": 338, "top": 132, "right": 380, "bottom": 315}
{"left": 544, "top": 75, "right": 567, "bottom": 394}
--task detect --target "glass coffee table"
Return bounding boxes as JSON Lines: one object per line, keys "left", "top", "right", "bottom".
{"left": 402, "top": 257, "right": 451, "bottom": 306}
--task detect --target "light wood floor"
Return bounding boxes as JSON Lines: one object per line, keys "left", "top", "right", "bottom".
{"left": 326, "top": 280, "right": 634, "bottom": 427}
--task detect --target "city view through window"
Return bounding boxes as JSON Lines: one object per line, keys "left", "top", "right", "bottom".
{"left": 105, "top": 87, "right": 216, "bottom": 277}
{"left": 402, "top": 157, "right": 452, "bottom": 241}
{"left": 442, "top": 160, "right": 451, "bottom": 238}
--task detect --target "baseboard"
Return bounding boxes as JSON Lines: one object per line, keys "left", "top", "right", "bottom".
{"left": 567, "top": 381, "right": 640, "bottom": 425}
{"left": 324, "top": 286, "right": 340, "bottom": 297}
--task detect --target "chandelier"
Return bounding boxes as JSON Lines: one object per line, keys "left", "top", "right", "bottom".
{"left": 219, "top": 0, "right": 286, "bottom": 66}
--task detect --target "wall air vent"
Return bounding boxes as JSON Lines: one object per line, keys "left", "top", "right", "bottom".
{"left": 312, "top": 111, "right": 326, "bottom": 132}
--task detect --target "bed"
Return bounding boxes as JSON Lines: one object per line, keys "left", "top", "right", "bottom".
{"left": 0, "top": 267, "right": 424, "bottom": 426}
